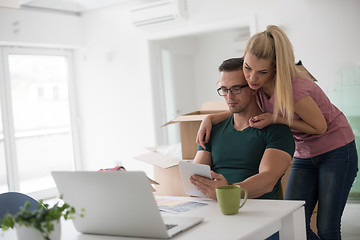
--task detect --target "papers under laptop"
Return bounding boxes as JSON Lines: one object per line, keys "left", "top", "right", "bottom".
{"left": 51, "top": 171, "right": 203, "bottom": 239}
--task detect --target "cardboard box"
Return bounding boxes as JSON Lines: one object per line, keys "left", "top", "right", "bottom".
{"left": 135, "top": 101, "right": 228, "bottom": 196}
{"left": 134, "top": 148, "right": 187, "bottom": 196}
{"left": 163, "top": 101, "right": 228, "bottom": 159}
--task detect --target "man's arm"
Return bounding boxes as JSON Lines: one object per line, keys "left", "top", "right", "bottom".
{"left": 191, "top": 148, "right": 291, "bottom": 200}
{"left": 192, "top": 150, "right": 212, "bottom": 165}
{"left": 235, "top": 148, "right": 291, "bottom": 199}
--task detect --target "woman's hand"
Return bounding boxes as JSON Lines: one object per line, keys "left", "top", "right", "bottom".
{"left": 196, "top": 116, "right": 212, "bottom": 149}
{"left": 249, "top": 113, "right": 274, "bottom": 129}
{"left": 196, "top": 111, "right": 232, "bottom": 148}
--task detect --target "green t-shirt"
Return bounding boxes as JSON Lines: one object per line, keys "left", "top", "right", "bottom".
{"left": 198, "top": 115, "right": 295, "bottom": 199}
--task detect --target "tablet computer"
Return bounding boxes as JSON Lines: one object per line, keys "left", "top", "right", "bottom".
{"left": 178, "top": 161, "right": 212, "bottom": 198}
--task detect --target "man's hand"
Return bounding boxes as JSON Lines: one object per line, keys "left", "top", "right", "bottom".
{"left": 190, "top": 171, "right": 228, "bottom": 200}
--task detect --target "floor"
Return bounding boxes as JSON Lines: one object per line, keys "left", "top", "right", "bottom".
{"left": 342, "top": 202, "right": 360, "bottom": 240}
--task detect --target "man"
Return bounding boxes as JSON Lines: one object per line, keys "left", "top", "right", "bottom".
{"left": 190, "top": 58, "right": 295, "bottom": 200}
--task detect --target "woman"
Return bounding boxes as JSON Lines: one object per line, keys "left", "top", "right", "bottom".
{"left": 197, "top": 25, "right": 358, "bottom": 240}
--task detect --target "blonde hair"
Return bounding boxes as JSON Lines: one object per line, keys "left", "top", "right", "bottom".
{"left": 244, "top": 25, "right": 297, "bottom": 125}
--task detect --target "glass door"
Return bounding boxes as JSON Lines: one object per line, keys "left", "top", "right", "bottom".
{"left": 0, "top": 47, "right": 80, "bottom": 198}
{"left": 328, "top": 67, "right": 360, "bottom": 201}
{"left": 0, "top": 108, "right": 8, "bottom": 193}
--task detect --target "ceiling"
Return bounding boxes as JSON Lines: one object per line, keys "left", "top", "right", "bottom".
{"left": 3, "top": 0, "right": 135, "bottom": 13}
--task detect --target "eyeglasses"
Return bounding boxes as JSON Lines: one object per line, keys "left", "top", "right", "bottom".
{"left": 217, "top": 84, "right": 249, "bottom": 96}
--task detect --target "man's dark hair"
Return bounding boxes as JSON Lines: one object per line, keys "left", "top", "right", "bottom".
{"left": 218, "top": 58, "right": 244, "bottom": 72}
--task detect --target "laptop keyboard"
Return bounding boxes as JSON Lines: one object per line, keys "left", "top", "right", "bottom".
{"left": 166, "top": 224, "right": 178, "bottom": 230}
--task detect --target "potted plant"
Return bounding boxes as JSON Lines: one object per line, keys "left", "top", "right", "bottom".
{"left": 1, "top": 200, "right": 84, "bottom": 240}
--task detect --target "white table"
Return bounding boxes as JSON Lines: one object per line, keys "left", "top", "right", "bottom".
{"left": 1, "top": 198, "right": 306, "bottom": 240}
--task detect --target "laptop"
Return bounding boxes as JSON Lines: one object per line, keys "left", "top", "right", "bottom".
{"left": 51, "top": 171, "right": 203, "bottom": 239}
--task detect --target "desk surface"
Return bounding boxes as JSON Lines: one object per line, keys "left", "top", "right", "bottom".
{"left": 2, "top": 198, "right": 305, "bottom": 240}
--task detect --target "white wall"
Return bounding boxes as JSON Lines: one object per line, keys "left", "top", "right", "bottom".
{"left": 193, "top": 28, "right": 249, "bottom": 108}
{"left": 147, "top": 28, "right": 249, "bottom": 145}
{"left": 78, "top": 0, "right": 360, "bottom": 173}
{"left": 76, "top": 1, "right": 156, "bottom": 173}
{"left": 1, "top": 0, "right": 359, "bottom": 176}
{"left": 154, "top": 28, "right": 248, "bottom": 120}
{"left": 157, "top": 36, "right": 198, "bottom": 117}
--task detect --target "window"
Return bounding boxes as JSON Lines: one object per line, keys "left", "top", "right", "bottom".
{"left": 0, "top": 47, "right": 80, "bottom": 199}
{"left": 327, "top": 68, "right": 360, "bottom": 201}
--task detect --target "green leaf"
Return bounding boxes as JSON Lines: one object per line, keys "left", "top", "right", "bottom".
{"left": 1, "top": 200, "right": 85, "bottom": 240}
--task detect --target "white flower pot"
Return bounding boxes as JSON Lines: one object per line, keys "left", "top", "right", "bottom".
{"left": 16, "top": 221, "right": 61, "bottom": 240}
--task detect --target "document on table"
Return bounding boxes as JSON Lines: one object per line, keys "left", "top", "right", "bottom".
{"left": 156, "top": 197, "right": 208, "bottom": 213}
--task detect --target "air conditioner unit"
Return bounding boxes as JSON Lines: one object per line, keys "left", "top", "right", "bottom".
{"left": 130, "top": 0, "right": 187, "bottom": 27}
